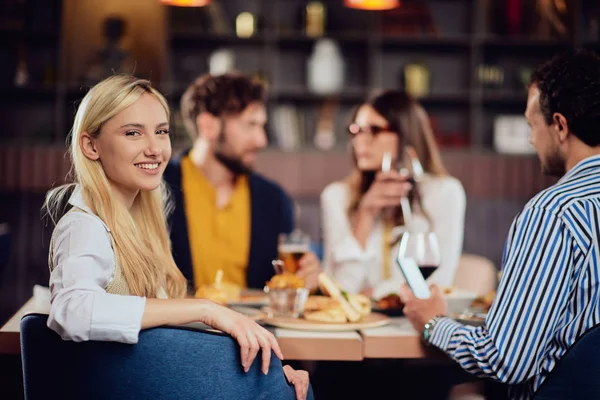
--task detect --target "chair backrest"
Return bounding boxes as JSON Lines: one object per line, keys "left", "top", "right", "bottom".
{"left": 0, "top": 224, "right": 10, "bottom": 286}
{"left": 453, "top": 254, "right": 497, "bottom": 296}
{"left": 534, "top": 323, "right": 600, "bottom": 399}
{"left": 21, "top": 314, "right": 304, "bottom": 400}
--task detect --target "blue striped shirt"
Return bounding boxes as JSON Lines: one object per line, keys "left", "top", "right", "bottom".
{"left": 431, "top": 155, "right": 600, "bottom": 399}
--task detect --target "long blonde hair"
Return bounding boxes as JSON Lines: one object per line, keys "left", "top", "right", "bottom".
{"left": 44, "top": 75, "right": 187, "bottom": 298}
{"left": 346, "top": 90, "right": 448, "bottom": 227}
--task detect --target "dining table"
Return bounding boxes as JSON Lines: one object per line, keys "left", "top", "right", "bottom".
{"left": 0, "top": 287, "right": 436, "bottom": 361}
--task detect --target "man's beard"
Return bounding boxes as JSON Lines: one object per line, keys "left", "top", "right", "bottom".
{"left": 541, "top": 146, "right": 566, "bottom": 177}
{"left": 214, "top": 126, "right": 253, "bottom": 177}
{"left": 215, "top": 150, "right": 252, "bottom": 176}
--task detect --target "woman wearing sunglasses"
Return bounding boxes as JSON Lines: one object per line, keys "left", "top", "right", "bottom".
{"left": 320, "top": 90, "right": 466, "bottom": 301}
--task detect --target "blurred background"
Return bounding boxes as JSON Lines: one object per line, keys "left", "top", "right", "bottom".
{"left": 0, "top": 0, "right": 597, "bottom": 325}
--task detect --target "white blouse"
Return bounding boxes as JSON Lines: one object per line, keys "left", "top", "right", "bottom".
{"left": 321, "top": 174, "right": 466, "bottom": 300}
{"left": 47, "top": 187, "right": 146, "bottom": 344}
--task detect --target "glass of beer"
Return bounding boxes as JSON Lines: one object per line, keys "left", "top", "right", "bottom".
{"left": 278, "top": 230, "right": 311, "bottom": 274}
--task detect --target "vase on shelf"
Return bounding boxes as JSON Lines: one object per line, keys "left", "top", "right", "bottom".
{"left": 307, "top": 39, "right": 344, "bottom": 96}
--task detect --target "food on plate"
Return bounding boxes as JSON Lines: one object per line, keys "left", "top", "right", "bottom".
{"left": 304, "top": 295, "right": 340, "bottom": 311}
{"left": 195, "top": 269, "right": 241, "bottom": 304}
{"left": 376, "top": 287, "right": 458, "bottom": 310}
{"left": 376, "top": 294, "right": 404, "bottom": 310}
{"left": 304, "top": 307, "right": 348, "bottom": 323}
{"left": 348, "top": 293, "right": 371, "bottom": 317}
{"left": 472, "top": 290, "right": 496, "bottom": 310}
{"left": 265, "top": 272, "right": 306, "bottom": 290}
{"left": 312, "top": 273, "right": 372, "bottom": 323}
{"left": 441, "top": 286, "right": 455, "bottom": 295}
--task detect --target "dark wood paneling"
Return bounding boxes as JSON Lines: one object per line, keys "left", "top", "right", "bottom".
{"left": 0, "top": 147, "right": 556, "bottom": 200}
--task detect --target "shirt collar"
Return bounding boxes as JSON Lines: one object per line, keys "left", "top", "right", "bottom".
{"left": 558, "top": 154, "right": 600, "bottom": 184}
{"left": 68, "top": 185, "right": 111, "bottom": 232}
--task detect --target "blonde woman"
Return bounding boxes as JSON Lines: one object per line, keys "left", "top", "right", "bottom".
{"left": 321, "top": 90, "right": 466, "bottom": 300}
{"left": 44, "top": 75, "right": 310, "bottom": 400}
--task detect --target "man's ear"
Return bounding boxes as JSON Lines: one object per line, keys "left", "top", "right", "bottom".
{"left": 196, "top": 112, "right": 221, "bottom": 141}
{"left": 552, "top": 112, "right": 569, "bottom": 142}
{"left": 80, "top": 132, "right": 100, "bottom": 161}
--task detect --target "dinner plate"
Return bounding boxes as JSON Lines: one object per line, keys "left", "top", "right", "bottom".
{"left": 227, "top": 289, "right": 269, "bottom": 307}
{"left": 454, "top": 310, "right": 487, "bottom": 327}
{"left": 371, "top": 305, "right": 404, "bottom": 317}
{"left": 263, "top": 312, "right": 391, "bottom": 332}
{"left": 229, "top": 305, "right": 267, "bottom": 321}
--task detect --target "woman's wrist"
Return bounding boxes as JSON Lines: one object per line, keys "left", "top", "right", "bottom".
{"left": 194, "top": 299, "right": 216, "bottom": 324}
{"left": 356, "top": 204, "right": 378, "bottom": 221}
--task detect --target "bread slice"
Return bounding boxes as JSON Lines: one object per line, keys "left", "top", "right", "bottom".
{"left": 304, "top": 308, "right": 347, "bottom": 323}
{"left": 304, "top": 295, "right": 340, "bottom": 311}
{"left": 317, "top": 273, "right": 362, "bottom": 322}
{"left": 348, "top": 294, "right": 372, "bottom": 317}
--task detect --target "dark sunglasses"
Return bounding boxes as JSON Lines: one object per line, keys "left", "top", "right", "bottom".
{"left": 347, "top": 123, "right": 392, "bottom": 137}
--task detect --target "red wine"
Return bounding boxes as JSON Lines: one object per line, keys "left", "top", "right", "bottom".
{"left": 419, "top": 265, "right": 438, "bottom": 280}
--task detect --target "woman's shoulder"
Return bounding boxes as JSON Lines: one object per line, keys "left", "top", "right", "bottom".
{"left": 421, "top": 174, "right": 465, "bottom": 199}
{"left": 53, "top": 208, "right": 111, "bottom": 241}
{"left": 49, "top": 209, "right": 115, "bottom": 271}
{"left": 420, "top": 175, "right": 466, "bottom": 215}
{"left": 320, "top": 181, "right": 349, "bottom": 202}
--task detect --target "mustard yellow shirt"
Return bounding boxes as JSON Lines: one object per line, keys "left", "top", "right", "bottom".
{"left": 181, "top": 156, "right": 250, "bottom": 289}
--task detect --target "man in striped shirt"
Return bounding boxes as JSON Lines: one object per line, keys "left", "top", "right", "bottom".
{"left": 401, "top": 49, "right": 600, "bottom": 399}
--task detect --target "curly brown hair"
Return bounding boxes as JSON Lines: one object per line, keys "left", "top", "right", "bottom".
{"left": 180, "top": 73, "right": 267, "bottom": 139}
{"left": 530, "top": 49, "right": 600, "bottom": 147}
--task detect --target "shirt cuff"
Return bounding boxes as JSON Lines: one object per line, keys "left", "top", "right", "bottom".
{"left": 429, "top": 317, "right": 465, "bottom": 351}
{"left": 332, "top": 236, "right": 377, "bottom": 263}
{"left": 90, "top": 294, "right": 146, "bottom": 344}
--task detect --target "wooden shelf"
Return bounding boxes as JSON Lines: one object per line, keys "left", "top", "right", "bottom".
{"left": 0, "top": 86, "right": 57, "bottom": 100}
{"left": 478, "top": 36, "right": 572, "bottom": 50}
{"left": 482, "top": 91, "right": 528, "bottom": 106}
{"left": 381, "top": 35, "right": 471, "bottom": 50}
{"left": 168, "top": 32, "right": 472, "bottom": 50}
{"left": 418, "top": 93, "right": 471, "bottom": 106}
{"left": 0, "top": 26, "right": 59, "bottom": 40}
{"left": 271, "top": 86, "right": 366, "bottom": 102}
{"left": 275, "top": 33, "right": 368, "bottom": 46}
{"left": 169, "top": 32, "right": 267, "bottom": 46}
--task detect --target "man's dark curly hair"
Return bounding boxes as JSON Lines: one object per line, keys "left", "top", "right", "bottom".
{"left": 181, "top": 73, "right": 267, "bottom": 139}
{"left": 530, "top": 49, "right": 600, "bottom": 147}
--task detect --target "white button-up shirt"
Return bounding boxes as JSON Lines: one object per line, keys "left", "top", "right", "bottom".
{"left": 47, "top": 187, "right": 146, "bottom": 344}
{"left": 321, "top": 174, "right": 466, "bottom": 300}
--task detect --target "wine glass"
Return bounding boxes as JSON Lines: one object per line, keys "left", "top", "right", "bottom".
{"left": 395, "top": 146, "right": 441, "bottom": 280}
{"left": 398, "top": 230, "right": 441, "bottom": 280}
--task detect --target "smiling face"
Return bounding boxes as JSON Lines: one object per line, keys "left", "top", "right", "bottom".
{"left": 525, "top": 85, "right": 565, "bottom": 177}
{"left": 81, "top": 93, "right": 172, "bottom": 203}
{"left": 351, "top": 104, "right": 399, "bottom": 171}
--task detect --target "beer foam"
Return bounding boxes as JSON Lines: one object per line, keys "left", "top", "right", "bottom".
{"left": 279, "top": 243, "right": 310, "bottom": 253}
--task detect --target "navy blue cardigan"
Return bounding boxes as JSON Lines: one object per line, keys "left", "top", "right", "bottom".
{"left": 163, "top": 151, "right": 295, "bottom": 290}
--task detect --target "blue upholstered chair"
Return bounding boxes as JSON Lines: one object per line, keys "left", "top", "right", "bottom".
{"left": 0, "top": 223, "right": 10, "bottom": 287}
{"left": 21, "top": 314, "right": 312, "bottom": 400}
{"left": 534, "top": 323, "right": 600, "bottom": 399}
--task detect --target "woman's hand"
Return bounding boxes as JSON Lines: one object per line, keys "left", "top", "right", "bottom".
{"left": 296, "top": 251, "right": 321, "bottom": 290}
{"left": 358, "top": 171, "right": 412, "bottom": 217}
{"left": 200, "top": 302, "right": 284, "bottom": 374}
{"left": 283, "top": 365, "right": 310, "bottom": 400}
{"left": 352, "top": 171, "right": 412, "bottom": 247}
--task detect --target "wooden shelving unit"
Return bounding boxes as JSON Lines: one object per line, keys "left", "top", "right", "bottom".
{"left": 164, "top": 0, "right": 591, "bottom": 151}
{"left": 0, "top": 0, "right": 595, "bottom": 151}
